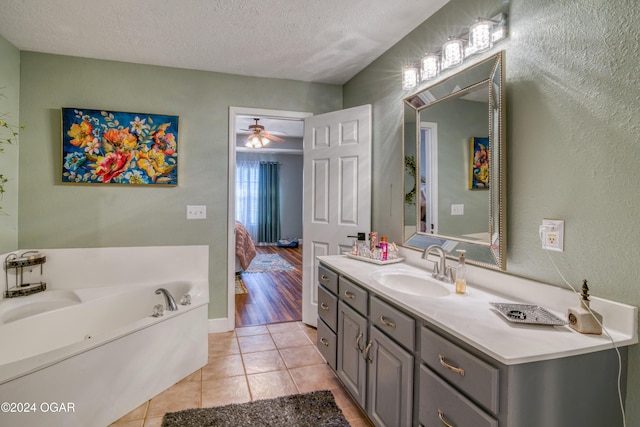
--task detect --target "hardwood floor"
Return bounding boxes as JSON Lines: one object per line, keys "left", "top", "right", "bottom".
{"left": 235, "top": 245, "right": 302, "bottom": 327}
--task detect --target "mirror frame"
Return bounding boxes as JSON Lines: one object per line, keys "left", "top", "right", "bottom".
{"left": 402, "top": 51, "right": 506, "bottom": 270}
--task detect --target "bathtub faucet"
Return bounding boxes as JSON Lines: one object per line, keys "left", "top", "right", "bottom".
{"left": 155, "top": 288, "right": 178, "bottom": 311}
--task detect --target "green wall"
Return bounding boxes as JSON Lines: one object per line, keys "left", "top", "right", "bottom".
{"left": 344, "top": 0, "right": 640, "bottom": 422}
{"left": 17, "top": 52, "right": 342, "bottom": 319}
{"left": 0, "top": 36, "right": 20, "bottom": 252}
{"left": 4, "top": 0, "right": 640, "bottom": 420}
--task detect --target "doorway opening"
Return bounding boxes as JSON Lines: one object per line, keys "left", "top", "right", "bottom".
{"left": 228, "top": 107, "right": 312, "bottom": 329}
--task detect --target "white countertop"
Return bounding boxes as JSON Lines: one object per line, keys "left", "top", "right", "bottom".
{"left": 317, "top": 255, "right": 638, "bottom": 365}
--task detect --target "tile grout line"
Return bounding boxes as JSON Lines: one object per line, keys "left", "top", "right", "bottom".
{"left": 237, "top": 333, "right": 257, "bottom": 402}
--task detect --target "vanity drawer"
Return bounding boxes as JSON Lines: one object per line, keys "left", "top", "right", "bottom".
{"left": 419, "top": 365, "right": 498, "bottom": 427}
{"left": 421, "top": 326, "right": 499, "bottom": 414}
{"left": 318, "top": 284, "right": 338, "bottom": 332}
{"left": 318, "top": 264, "right": 338, "bottom": 294}
{"left": 338, "top": 276, "right": 368, "bottom": 315}
{"left": 370, "top": 296, "right": 415, "bottom": 350}
{"left": 316, "top": 318, "right": 337, "bottom": 369}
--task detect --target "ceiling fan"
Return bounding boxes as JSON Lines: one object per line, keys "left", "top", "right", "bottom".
{"left": 245, "top": 118, "right": 284, "bottom": 148}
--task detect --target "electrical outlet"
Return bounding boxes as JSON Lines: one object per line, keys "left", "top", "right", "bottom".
{"left": 186, "top": 205, "right": 206, "bottom": 220}
{"left": 541, "top": 219, "right": 564, "bottom": 251}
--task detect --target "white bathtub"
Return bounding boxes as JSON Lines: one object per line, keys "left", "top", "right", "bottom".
{"left": 0, "top": 246, "right": 209, "bottom": 427}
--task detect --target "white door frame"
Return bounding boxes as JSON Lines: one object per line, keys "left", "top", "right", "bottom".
{"left": 420, "top": 121, "right": 438, "bottom": 234}
{"left": 227, "top": 107, "right": 312, "bottom": 331}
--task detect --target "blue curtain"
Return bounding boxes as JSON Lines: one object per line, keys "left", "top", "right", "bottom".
{"left": 235, "top": 161, "right": 259, "bottom": 242}
{"left": 257, "top": 161, "right": 281, "bottom": 244}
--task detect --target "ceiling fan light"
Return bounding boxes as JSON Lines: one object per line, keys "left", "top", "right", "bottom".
{"left": 248, "top": 135, "right": 263, "bottom": 148}
{"left": 261, "top": 137, "right": 270, "bottom": 145}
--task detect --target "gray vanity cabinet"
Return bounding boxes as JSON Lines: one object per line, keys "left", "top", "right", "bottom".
{"left": 337, "top": 300, "right": 368, "bottom": 407}
{"left": 317, "top": 260, "right": 630, "bottom": 427}
{"left": 419, "top": 326, "right": 499, "bottom": 426}
{"left": 367, "top": 326, "right": 414, "bottom": 427}
{"left": 316, "top": 265, "right": 338, "bottom": 369}
{"left": 319, "top": 267, "right": 415, "bottom": 427}
{"left": 420, "top": 365, "right": 498, "bottom": 427}
{"left": 419, "top": 325, "right": 628, "bottom": 427}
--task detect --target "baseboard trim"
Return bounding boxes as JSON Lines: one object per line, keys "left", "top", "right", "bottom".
{"left": 208, "top": 317, "right": 234, "bottom": 333}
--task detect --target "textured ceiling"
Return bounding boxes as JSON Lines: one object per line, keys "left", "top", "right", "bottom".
{"left": 0, "top": 0, "right": 449, "bottom": 85}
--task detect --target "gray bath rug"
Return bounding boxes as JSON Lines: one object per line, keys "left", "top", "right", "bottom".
{"left": 161, "top": 390, "right": 350, "bottom": 427}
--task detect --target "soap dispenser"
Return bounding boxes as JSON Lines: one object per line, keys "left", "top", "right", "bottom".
{"left": 567, "top": 280, "right": 602, "bottom": 335}
{"left": 455, "top": 249, "right": 467, "bottom": 294}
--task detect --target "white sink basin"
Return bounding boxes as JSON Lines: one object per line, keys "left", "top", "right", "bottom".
{"left": 370, "top": 269, "right": 450, "bottom": 297}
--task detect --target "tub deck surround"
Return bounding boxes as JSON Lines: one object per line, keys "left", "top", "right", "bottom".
{"left": 0, "top": 245, "right": 209, "bottom": 427}
{"left": 317, "top": 253, "right": 637, "bottom": 365}
{"left": 0, "top": 279, "right": 209, "bottom": 383}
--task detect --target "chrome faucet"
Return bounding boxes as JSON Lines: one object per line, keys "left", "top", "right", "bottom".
{"left": 422, "top": 245, "right": 453, "bottom": 283}
{"left": 155, "top": 288, "right": 178, "bottom": 311}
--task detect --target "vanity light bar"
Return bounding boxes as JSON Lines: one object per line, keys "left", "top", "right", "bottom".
{"left": 402, "top": 12, "right": 508, "bottom": 89}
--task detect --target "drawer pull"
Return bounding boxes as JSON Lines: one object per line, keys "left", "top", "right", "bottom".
{"left": 344, "top": 290, "right": 355, "bottom": 299}
{"left": 320, "top": 302, "right": 330, "bottom": 311}
{"left": 355, "top": 332, "right": 364, "bottom": 352}
{"left": 320, "top": 337, "right": 330, "bottom": 347}
{"left": 380, "top": 315, "right": 396, "bottom": 328}
{"left": 437, "top": 409, "right": 455, "bottom": 427}
{"left": 365, "top": 341, "right": 374, "bottom": 364}
{"left": 320, "top": 274, "right": 329, "bottom": 283}
{"left": 439, "top": 354, "right": 465, "bottom": 376}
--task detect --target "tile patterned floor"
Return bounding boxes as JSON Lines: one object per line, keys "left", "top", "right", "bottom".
{"left": 110, "top": 322, "right": 372, "bottom": 426}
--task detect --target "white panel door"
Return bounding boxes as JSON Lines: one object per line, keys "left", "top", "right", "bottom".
{"left": 302, "top": 105, "right": 372, "bottom": 326}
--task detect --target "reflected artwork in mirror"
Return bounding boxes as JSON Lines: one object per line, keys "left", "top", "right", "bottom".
{"left": 402, "top": 51, "right": 505, "bottom": 270}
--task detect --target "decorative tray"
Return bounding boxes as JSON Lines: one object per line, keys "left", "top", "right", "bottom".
{"left": 346, "top": 253, "right": 404, "bottom": 265}
{"left": 489, "top": 302, "right": 568, "bottom": 326}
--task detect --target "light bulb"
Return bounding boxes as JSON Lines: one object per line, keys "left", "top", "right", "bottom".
{"left": 402, "top": 65, "right": 419, "bottom": 90}
{"left": 442, "top": 38, "right": 464, "bottom": 69}
{"left": 469, "top": 18, "right": 493, "bottom": 53}
{"left": 249, "top": 135, "right": 262, "bottom": 148}
{"left": 420, "top": 53, "right": 440, "bottom": 81}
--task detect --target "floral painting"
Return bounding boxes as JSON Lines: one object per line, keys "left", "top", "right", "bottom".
{"left": 469, "top": 137, "right": 489, "bottom": 190}
{"left": 61, "top": 108, "right": 179, "bottom": 185}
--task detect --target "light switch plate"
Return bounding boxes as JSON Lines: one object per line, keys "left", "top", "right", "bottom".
{"left": 186, "top": 205, "right": 206, "bottom": 220}
{"left": 451, "top": 204, "right": 464, "bottom": 215}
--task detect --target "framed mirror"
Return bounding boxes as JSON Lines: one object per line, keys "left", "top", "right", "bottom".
{"left": 402, "top": 51, "right": 505, "bottom": 270}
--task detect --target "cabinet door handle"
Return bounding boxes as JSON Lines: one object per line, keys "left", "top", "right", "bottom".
{"left": 355, "top": 332, "right": 364, "bottom": 352}
{"left": 380, "top": 315, "right": 396, "bottom": 328}
{"left": 439, "top": 354, "right": 465, "bottom": 376}
{"left": 344, "top": 290, "right": 355, "bottom": 299}
{"left": 320, "top": 302, "right": 330, "bottom": 311}
{"left": 437, "top": 409, "right": 455, "bottom": 427}
{"left": 365, "top": 341, "right": 373, "bottom": 364}
{"left": 320, "top": 337, "right": 329, "bottom": 347}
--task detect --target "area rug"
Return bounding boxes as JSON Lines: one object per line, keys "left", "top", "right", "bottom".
{"left": 161, "top": 390, "right": 349, "bottom": 427}
{"left": 235, "top": 274, "right": 248, "bottom": 295}
{"left": 244, "top": 254, "right": 295, "bottom": 273}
